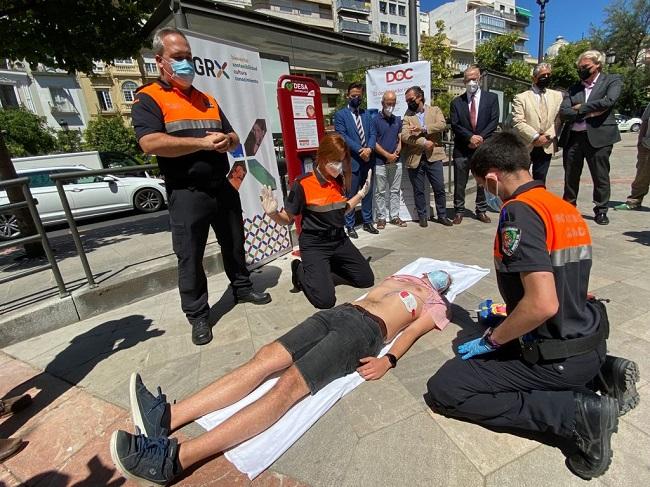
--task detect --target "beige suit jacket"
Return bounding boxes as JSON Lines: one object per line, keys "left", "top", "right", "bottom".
{"left": 511, "top": 88, "right": 563, "bottom": 154}
{"left": 400, "top": 105, "right": 447, "bottom": 169}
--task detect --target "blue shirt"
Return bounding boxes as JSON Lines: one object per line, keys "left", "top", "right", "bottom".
{"left": 372, "top": 112, "right": 402, "bottom": 165}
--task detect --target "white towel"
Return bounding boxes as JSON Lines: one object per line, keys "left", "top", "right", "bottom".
{"left": 196, "top": 258, "right": 489, "bottom": 479}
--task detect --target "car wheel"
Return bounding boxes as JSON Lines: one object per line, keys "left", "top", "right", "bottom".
{"left": 631, "top": 123, "right": 641, "bottom": 133}
{"left": 134, "top": 188, "right": 164, "bottom": 213}
{"left": 0, "top": 213, "right": 21, "bottom": 240}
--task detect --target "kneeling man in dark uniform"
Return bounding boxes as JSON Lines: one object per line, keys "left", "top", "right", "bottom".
{"left": 427, "top": 132, "right": 639, "bottom": 480}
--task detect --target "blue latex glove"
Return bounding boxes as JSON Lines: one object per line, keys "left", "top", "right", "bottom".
{"left": 457, "top": 337, "right": 495, "bottom": 360}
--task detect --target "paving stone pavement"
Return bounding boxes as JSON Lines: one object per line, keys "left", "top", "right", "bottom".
{"left": 1, "top": 132, "right": 649, "bottom": 486}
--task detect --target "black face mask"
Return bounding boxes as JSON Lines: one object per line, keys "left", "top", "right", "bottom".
{"left": 577, "top": 67, "right": 593, "bottom": 81}
{"left": 349, "top": 96, "right": 362, "bottom": 108}
{"left": 536, "top": 76, "right": 551, "bottom": 90}
{"left": 407, "top": 100, "right": 419, "bottom": 112}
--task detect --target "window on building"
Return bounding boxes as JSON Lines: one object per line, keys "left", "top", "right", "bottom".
{"left": 96, "top": 90, "right": 113, "bottom": 111}
{"left": 0, "top": 84, "right": 19, "bottom": 108}
{"left": 122, "top": 81, "right": 138, "bottom": 102}
{"left": 399, "top": 24, "right": 406, "bottom": 36}
{"left": 381, "top": 21, "right": 388, "bottom": 33}
{"left": 380, "top": 2, "right": 387, "bottom": 14}
{"left": 389, "top": 3, "right": 396, "bottom": 15}
{"left": 49, "top": 87, "right": 76, "bottom": 112}
{"left": 398, "top": 5, "right": 405, "bottom": 16}
{"left": 143, "top": 57, "right": 158, "bottom": 75}
{"left": 390, "top": 23, "right": 397, "bottom": 34}
{"left": 500, "top": 5, "right": 505, "bottom": 11}
{"left": 114, "top": 58, "right": 134, "bottom": 65}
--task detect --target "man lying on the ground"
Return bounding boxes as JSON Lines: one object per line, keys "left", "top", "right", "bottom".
{"left": 110, "top": 270, "right": 454, "bottom": 485}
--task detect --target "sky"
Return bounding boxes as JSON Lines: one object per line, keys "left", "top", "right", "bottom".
{"left": 420, "top": 0, "right": 611, "bottom": 59}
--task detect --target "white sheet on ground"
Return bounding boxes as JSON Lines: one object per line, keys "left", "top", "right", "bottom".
{"left": 196, "top": 258, "right": 489, "bottom": 479}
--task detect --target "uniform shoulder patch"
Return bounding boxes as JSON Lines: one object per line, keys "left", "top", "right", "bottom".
{"left": 501, "top": 225, "right": 522, "bottom": 257}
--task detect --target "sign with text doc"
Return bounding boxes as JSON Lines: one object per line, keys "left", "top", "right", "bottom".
{"left": 366, "top": 61, "right": 431, "bottom": 117}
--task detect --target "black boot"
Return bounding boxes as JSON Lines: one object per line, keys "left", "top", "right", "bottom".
{"left": 598, "top": 355, "right": 640, "bottom": 416}
{"left": 567, "top": 393, "right": 618, "bottom": 480}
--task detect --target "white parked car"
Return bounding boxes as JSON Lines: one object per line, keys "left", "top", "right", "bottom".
{"left": 616, "top": 115, "right": 643, "bottom": 132}
{"left": 0, "top": 165, "right": 167, "bottom": 240}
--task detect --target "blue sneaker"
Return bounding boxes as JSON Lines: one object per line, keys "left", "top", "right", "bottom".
{"left": 130, "top": 372, "right": 171, "bottom": 438}
{"left": 110, "top": 428, "right": 179, "bottom": 485}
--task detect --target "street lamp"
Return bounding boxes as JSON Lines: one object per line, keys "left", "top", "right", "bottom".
{"left": 59, "top": 119, "right": 69, "bottom": 131}
{"left": 536, "top": 0, "right": 549, "bottom": 64}
{"left": 606, "top": 49, "right": 616, "bottom": 66}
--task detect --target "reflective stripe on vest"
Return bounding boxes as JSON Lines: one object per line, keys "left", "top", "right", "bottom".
{"left": 494, "top": 187, "right": 592, "bottom": 267}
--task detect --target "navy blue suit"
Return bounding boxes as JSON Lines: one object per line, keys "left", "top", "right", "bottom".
{"left": 334, "top": 106, "right": 376, "bottom": 227}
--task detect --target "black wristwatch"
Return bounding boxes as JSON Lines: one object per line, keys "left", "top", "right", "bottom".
{"left": 386, "top": 353, "right": 398, "bottom": 368}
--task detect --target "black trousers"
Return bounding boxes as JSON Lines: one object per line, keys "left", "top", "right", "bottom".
{"left": 427, "top": 342, "right": 605, "bottom": 438}
{"left": 407, "top": 157, "right": 447, "bottom": 219}
{"left": 453, "top": 152, "right": 488, "bottom": 214}
{"left": 530, "top": 146, "right": 552, "bottom": 184}
{"left": 167, "top": 186, "right": 253, "bottom": 323}
{"left": 296, "top": 232, "right": 374, "bottom": 309}
{"left": 562, "top": 131, "right": 613, "bottom": 214}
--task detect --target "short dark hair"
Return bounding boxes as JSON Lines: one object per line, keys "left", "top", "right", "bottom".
{"left": 405, "top": 85, "right": 424, "bottom": 100}
{"left": 347, "top": 82, "right": 364, "bottom": 94}
{"left": 470, "top": 131, "right": 532, "bottom": 178}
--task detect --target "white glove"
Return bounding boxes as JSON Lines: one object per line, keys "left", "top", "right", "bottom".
{"left": 357, "top": 169, "right": 373, "bottom": 198}
{"left": 260, "top": 185, "right": 278, "bottom": 215}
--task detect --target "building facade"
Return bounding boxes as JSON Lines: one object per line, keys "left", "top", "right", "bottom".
{"left": 251, "top": 0, "right": 334, "bottom": 30}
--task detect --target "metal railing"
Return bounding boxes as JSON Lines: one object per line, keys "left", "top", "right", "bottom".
{"left": 48, "top": 164, "right": 159, "bottom": 288}
{"left": 337, "top": 0, "right": 370, "bottom": 13}
{"left": 339, "top": 19, "right": 372, "bottom": 34}
{"left": 0, "top": 177, "right": 69, "bottom": 297}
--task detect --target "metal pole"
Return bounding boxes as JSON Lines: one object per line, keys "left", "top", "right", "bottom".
{"left": 408, "top": 0, "right": 419, "bottom": 62}
{"left": 537, "top": 1, "right": 547, "bottom": 63}
{"left": 54, "top": 181, "right": 97, "bottom": 288}
{"left": 172, "top": 0, "right": 188, "bottom": 29}
{"left": 21, "top": 184, "right": 69, "bottom": 297}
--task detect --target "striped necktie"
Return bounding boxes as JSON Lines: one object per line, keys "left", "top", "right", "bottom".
{"left": 354, "top": 110, "right": 367, "bottom": 147}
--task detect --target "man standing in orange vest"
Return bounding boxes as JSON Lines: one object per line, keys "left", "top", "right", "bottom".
{"left": 427, "top": 132, "right": 639, "bottom": 480}
{"left": 132, "top": 28, "right": 270, "bottom": 346}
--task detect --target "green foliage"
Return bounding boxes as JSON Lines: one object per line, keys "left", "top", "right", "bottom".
{"left": 0, "top": 1, "right": 159, "bottom": 73}
{"left": 0, "top": 107, "right": 56, "bottom": 157}
{"left": 432, "top": 91, "right": 454, "bottom": 120}
{"left": 83, "top": 117, "right": 139, "bottom": 157}
{"left": 335, "top": 67, "right": 367, "bottom": 113}
{"left": 378, "top": 34, "right": 392, "bottom": 46}
{"left": 506, "top": 60, "right": 532, "bottom": 82}
{"left": 549, "top": 40, "right": 592, "bottom": 89}
{"left": 55, "top": 129, "right": 83, "bottom": 154}
{"left": 611, "top": 64, "right": 650, "bottom": 115}
{"left": 420, "top": 20, "right": 454, "bottom": 93}
{"left": 475, "top": 33, "right": 520, "bottom": 73}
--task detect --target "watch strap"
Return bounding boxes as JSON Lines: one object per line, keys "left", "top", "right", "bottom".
{"left": 386, "top": 353, "right": 398, "bottom": 368}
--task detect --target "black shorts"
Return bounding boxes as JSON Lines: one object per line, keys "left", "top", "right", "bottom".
{"left": 277, "top": 304, "right": 385, "bottom": 394}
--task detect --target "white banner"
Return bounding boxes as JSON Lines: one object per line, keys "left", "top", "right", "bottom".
{"left": 185, "top": 31, "right": 291, "bottom": 267}
{"left": 366, "top": 61, "right": 431, "bottom": 117}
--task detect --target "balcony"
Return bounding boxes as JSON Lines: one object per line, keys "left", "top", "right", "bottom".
{"left": 113, "top": 64, "right": 140, "bottom": 75}
{"left": 49, "top": 100, "right": 78, "bottom": 114}
{"left": 120, "top": 102, "right": 133, "bottom": 113}
{"left": 477, "top": 20, "right": 507, "bottom": 34}
{"left": 514, "top": 43, "right": 527, "bottom": 53}
{"left": 337, "top": 0, "right": 370, "bottom": 14}
{"left": 339, "top": 19, "right": 371, "bottom": 35}
{"left": 475, "top": 6, "right": 517, "bottom": 23}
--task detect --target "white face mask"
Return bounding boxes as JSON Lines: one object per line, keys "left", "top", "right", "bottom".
{"left": 383, "top": 105, "right": 394, "bottom": 116}
{"left": 484, "top": 176, "right": 503, "bottom": 212}
{"left": 325, "top": 161, "right": 343, "bottom": 177}
{"left": 466, "top": 79, "right": 479, "bottom": 94}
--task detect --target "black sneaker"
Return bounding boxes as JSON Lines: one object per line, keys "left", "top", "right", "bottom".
{"left": 567, "top": 393, "right": 618, "bottom": 480}
{"left": 599, "top": 355, "right": 640, "bottom": 416}
{"left": 130, "top": 372, "right": 171, "bottom": 438}
{"left": 110, "top": 429, "right": 180, "bottom": 485}
{"left": 290, "top": 259, "right": 302, "bottom": 292}
{"left": 191, "top": 319, "right": 213, "bottom": 346}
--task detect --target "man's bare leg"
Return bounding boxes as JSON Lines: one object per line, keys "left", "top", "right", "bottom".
{"left": 171, "top": 342, "right": 294, "bottom": 430}
{"left": 178, "top": 365, "right": 310, "bottom": 469}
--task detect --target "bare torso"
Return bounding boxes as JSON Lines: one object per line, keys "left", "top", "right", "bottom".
{"left": 355, "top": 278, "right": 440, "bottom": 342}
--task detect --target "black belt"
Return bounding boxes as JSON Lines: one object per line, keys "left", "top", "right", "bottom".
{"left": 302, "top": 228, "right": 346, "bottom": 239}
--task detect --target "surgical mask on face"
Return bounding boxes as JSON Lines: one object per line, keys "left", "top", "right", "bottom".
{"left": 349, "top": 96, "right": 362, "bottom": 109}
{"left": 577, "top": 66, "right": 593, "bottom": 81}
{"left": 165, "top": 58, "right": 195, "bottom": 88}
{"left": 407, "top": 100, "right": 419, "bottom": 112}
{"left": 536, "top": 76, "right": 551, "bottom": 90}
{"left": 383, "top": 105, "right": 394, "bottom": 117}
{"left": 426, "top": 270, "right": 452, "bottom": 295}
{"left": 325, "top": 161, "right": 343, "bottom": 177}
{"left": 484, "top": 176, "right": 503, "bottom": 212}
{"left": 465, "top": 80, "right": 479, "bottom": 94}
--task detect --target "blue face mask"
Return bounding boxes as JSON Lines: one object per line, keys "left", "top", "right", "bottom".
{"left": 349, "top": 96, "right": 362, "bottom": 109}
{"left": 484, "top": 176, "right": 503, "bottom": 212}
{"left": 426, "top": 270, "right": 452, "bottom": 295}
{"left": 168, "top": 58, "right": 195, "bottom": 87}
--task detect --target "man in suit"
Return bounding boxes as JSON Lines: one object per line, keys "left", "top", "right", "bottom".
{"left": 334, "top": 82, "right": 377, "bottom": 238}
{"left": 559, "top": 50, "right": 622, "bottom": 225}
{"left": 511, "top": 63, "right": 563, "bottom": 184}
{"left": 401, "top": 86, "right": 453, "bottom": 228}
{"left": 450, "top": 65, "right": 499, "bottom": 224}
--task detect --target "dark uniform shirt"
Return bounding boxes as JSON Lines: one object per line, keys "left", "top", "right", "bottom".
{"left": 495, "top": 181, "right": 599, "bottom": 340}
{"left": 372, "top": 112, "right": 402, "bottom": 165}
{"left": 285, "top": 169, "right": 348, "bottom": 233}
{"left": 131, "top": 79, "right": 234, "bottom": 189}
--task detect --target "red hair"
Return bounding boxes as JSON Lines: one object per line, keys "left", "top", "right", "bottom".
{"left": 315, "top": 134, "right": 352, "bottom": 192}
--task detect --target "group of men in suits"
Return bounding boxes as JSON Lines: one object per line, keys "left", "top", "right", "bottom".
{"left": 333, "top": 50, "right": 622, "bottom": 233}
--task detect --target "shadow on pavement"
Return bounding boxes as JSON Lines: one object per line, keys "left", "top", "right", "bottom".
{"left": 17, "top": 454, "right": 127, "bottom": 486}
{"left": 0, "top": 315, "right": 163, "bottom": 439}
{"left": 623, "top": 230, "right": 650, "bottom": 246}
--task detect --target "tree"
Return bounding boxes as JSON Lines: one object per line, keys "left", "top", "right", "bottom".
{"left": 506, "top": 60, "right": 532, "bottom": 82}
{"left": 0, "top": 1, "right": 159, "bottom": 73}
{"left": 55, "top": 129, "right": 83, "bottom": 154}
{"left": 475, "top": 33, "right": 520, "bottom": 73}
{"left": 549, "top": 40, "right": 592, "bottom": 89}
{"left": 0, "top": 107, "right": 56, "bottom": 157}
{"left": 83, "top": 117, "right": 139, "bottom": 158}
{"left": 432, "top": 91, "right": 454, "bottom": 120}
{"left": 420, "top": 20, "right": 454, "bottom": 93}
